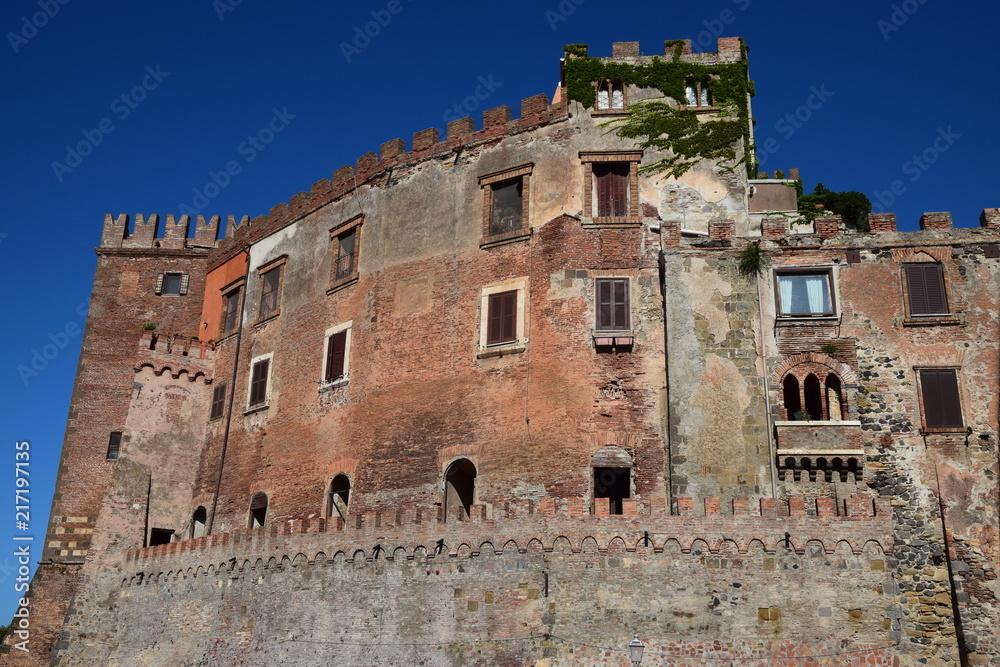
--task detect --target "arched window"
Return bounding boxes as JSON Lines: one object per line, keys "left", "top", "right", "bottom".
{"left": 597, "top": 80, "right": 610, "bottom": 110}
{"left": 783, "top": 374, "right": 802, "bottom": 420}
{"left": 804, "top": 374, "right": 823, "bottom": 421}
{"left": 443, "top": 459, "right": 476, "bottom": 522}
{"left": 826, "top": 374, "right": 844, "bottom": 421}
{"left": 592, "top": 446, "right": 633, "bottom": 515}
{"left": 248, "top": 492, "right": 267, "bottom": 529}
{"left": 327, "top": 474, "right": 350, "bottom": 521}
{"left": 597, "top": 80, "right": 624, "bottom": 110}
{"left": 190, "top": 506, "right": 207, "bottom": 539}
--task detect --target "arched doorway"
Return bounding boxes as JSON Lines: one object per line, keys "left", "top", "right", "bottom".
{"left": 443, "top": 459, "right": 476, "bottom": 522}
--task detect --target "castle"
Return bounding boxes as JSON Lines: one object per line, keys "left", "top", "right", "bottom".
{"left": 3, "top": 39, "right": 998, "bottom": 666}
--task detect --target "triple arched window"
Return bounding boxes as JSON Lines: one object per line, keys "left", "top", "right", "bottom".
{"left": 782, "top": 370, "right": 845, "bottom": 421}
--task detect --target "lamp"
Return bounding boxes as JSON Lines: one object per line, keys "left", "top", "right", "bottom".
{"left": 627, "top": 634, "right": 645, "bottom": 666}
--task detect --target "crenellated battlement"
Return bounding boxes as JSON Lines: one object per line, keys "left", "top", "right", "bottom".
{"left": 126, "top": 495, "right": 893, "bottom": 574}
{"left": 133, "top": 331, "right": 215, "bottom": 383}
{"left": 567, "top": 38, "right": 744, "bottom": 64}
{"left": 207, "top": 94, "right": 567, "bottom": 270}
{"left": 100, "top": 213, "right": 250, "bottom": 250}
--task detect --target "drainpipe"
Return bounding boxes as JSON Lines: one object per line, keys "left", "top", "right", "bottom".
{"left": 207, "top": 244, "right": 252, "bottom": 535}
{"left": 656, "top": 231, "right": 674, "bottom": 514}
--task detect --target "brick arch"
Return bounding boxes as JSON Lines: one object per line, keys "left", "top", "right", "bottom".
{"left": 584, "top": 430, "right": 639, "bottom": 452}
{"left": 771, "top": 352, "right": 857, "bottom": 385}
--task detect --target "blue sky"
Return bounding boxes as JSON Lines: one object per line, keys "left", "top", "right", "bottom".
{"left": 1, "top": 0, "right": 997, "bottom": 622}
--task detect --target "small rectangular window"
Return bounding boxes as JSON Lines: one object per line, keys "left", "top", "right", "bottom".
{"left": 106, "top": 432, "right": 122, "bottom": 460}
{"left": 919, "top": 368, "right": 964, "bottom": 430}
{"left": 596, "top": 278, "right": 630, "bottom": 331}
{"left": 155, "top": 273, "right": 189, "bottom": 295}
{"left": 258, "top": 267, "right": 281, "bottom": 319}
{"left": 490, "top": 178, "right": 523, "bottom": 236}
{"left": 594, "top": 163, "right": 629, "bottom": 217}
{"left": 487, "top": 290, "right": 517, "bottom": 346}
{"left": 775, "top": 269, "right": 835, "bottom": 317}
{"left": 210, "top": 384, "right": 227, "bottom": 420}
{"left": 904, "top": 263, "right": 948, "bottom": 316}
{"left": 325, "top": 330, "right": 347, "bottom": 382}
{"left": 222, "top": 289, "right": 241, "bottom": 335}
{"left": 335, "top": 229, "right": 357, "bottom": 280}
{"left": 148, "top": 528, "right": 174, "bottom": 546}
{"left": 249, "top": 359, "right": 270, "bottom": 406}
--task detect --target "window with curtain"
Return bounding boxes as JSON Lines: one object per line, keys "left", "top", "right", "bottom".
{"left": 775, "top": 270, "right": 834, "bottom": 317}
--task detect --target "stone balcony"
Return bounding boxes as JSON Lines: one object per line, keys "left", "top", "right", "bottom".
{"left": 774, "top": 420, "right": 864, "bottom": 482}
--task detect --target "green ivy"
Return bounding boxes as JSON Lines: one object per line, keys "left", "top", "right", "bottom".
{"left": 563, "top": 41, "right": 754, "bottom": 178}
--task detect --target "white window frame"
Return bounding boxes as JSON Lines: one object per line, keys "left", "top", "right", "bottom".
{"left": 477, "top": 278, "right": 527, "bottom": 357}
{"left": 319, "top": 320, "right": 353, "bottom": 391}
{"left": 773, "top": 266, "right": 839, "bottom": 320}
{"left": 246, "top": 352, "right": 274, "bottom": 412}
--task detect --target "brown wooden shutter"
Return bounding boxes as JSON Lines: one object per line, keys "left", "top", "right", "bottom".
{"left": 326, "top": 331, "right": 347, "bottom": 381}
{"left": 210, "top": 384, "right": 226, "bottom": 420}
{"left": 906, "top": 264, "right": 948, "bottom": 315}
{"left": 154, "top": 273, "right": 164, "bottom": 295}
{"left": 249, "top": 359, "right": 269, "bottom": 405}
{"left": 596, "top": 166, "right": 612, "bottom": 217}
{"left": 597, "top": 279, "right": 630, "bottom": 330}
{"left": 920, "top": 369, "right": 963, "bottom": 428}
{"left": 487, "top": 291, "right": 517, "bottom": 345}
{"left": 609, "top": 165, "right": 628, "bottom": 217}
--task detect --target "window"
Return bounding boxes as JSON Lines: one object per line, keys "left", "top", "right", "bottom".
{"left": 443, "top": 459, "right": 476, "bottom": 522}
{"left": 148, "top": 528, "right": 174, "bottom": 547}
{"left": 210, "top": 383, "right": 227, "bottom": 420}
{"left": 335, "top": 229, "right": 356, "bottom": 280}
{"left": 479, "top": 164, "right": 532, "bottom": 245}
{"left": 490, "top": 179, "right": 523, "bottom": 236}
{"left": 321, "top": 322, "right": 352, "bottom": 385}
{"left": 596, "top": 80, "right": 625, "bottom": 110}
{"left": 248, "top": 492, "right": 268, "bottom": 528}
{"left": 592, "top": 446, "right": 633, "bottom": 515}
{"left": 596, "top": 278, "right": 630, "bottom": 331}
{"left": 154, "top": 272, "right": 188, "bottom": 295}
{"left": 258, "top": 266, "right": 281, "bottom": 320}
{"left": 478, "top": 281, "right": 526, "bottom": 355}
{"left": 904, "top": 263, "right": 948, "bottom": 316}
{"left": 685, "top": 77, "right": 711, "bottom": 107}
{"left": 918, "top": 368, "right": 964, "bottom": 430}
{"left": 775, "top": 268, "right": 835, "bottom": 318}
{"left": 580, "top": 152, "right": 642, "bottom": 226}
{"left": 248, "top": 357, "right": 270, "bottom": 407}
{"left": 487, "top": 291, "right": 517, "bottom": 346}
{"left": 326, "top": 475, "right": 350, "bottom": 521}
{"left": 329, "top": 215, "right": 363, "bottom": 290}
{"left": 106, "top": 431, "right": 122, "bottom": 460}
{"left": 190, "top": 506, "right": 207, "bottom": 539}
{"left": 781, "top": 369, "right": 847, "bottom": 421}
{"left": 594, "top": 163, "right": 629, "bottom": 217}
{"left": 222, "top": 288, "right": 241, "bottom": 335}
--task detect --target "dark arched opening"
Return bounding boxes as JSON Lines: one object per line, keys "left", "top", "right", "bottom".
{"left": 783, "top": 374, "right": 802, "bottom": 420}
{"left": 328, "top": 474, "right": 351, "bottom": 521}
{"left": 444, "top": 459, "right": 476, "bottom": 522}
{"left": 190, "top": 506, "right": 207, "bottom": 539}
{"left": 804, "top": 374, "right": 823, "bottom": 421}
{"left": 248, "top": 492, "right": 267, "bottom": 529}
{"left": 826, "top": 373, "right": 844, "bottom": 420}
